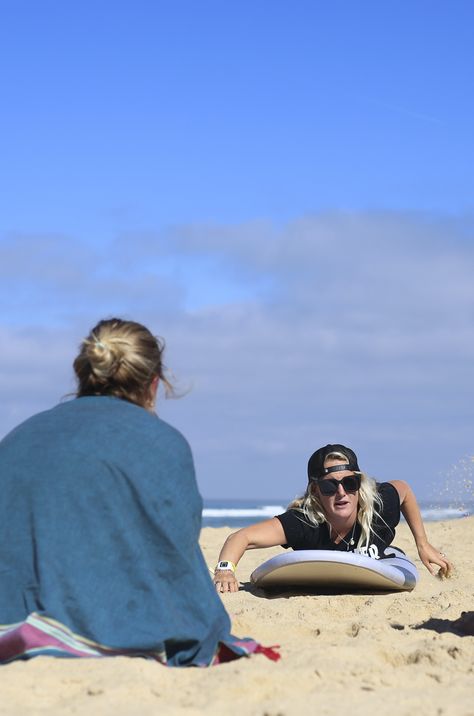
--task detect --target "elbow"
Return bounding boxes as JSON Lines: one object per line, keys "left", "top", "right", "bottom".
{"left": 224, "top": 528, "right": 250, "bottom": 549}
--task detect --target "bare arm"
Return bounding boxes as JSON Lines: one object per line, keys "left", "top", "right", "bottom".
{"left": 390, "top": 480, "right": 452, "bottom": 578}
{"left": 214, "top": 517, "right": 287, "bottom": 593}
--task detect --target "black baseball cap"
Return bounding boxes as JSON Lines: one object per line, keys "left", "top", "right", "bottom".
{"left": 307, "top": 444, "right": 360, "bottom": 481}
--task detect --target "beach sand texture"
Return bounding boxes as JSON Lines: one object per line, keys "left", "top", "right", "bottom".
{"left": 1, "top": 517, "right": 473, "bottom": 716}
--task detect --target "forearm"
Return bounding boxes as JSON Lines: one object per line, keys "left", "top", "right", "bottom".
{"left": 217, "top": 529, "right": 251, "bottom": 567}
{"left": 217, "top": 518, "right": 286, "bottom": 565}
{"left": 214, "top": 518, "right": 287, "bottom": 593}
{"left": 390, "top": 479, "right": 452, "bottom": 577}
{"left": 400, "top": 485, "right": 429, "bottom": 548}
{"left": 213, "top": 529, "right": 251, "bottom": 594}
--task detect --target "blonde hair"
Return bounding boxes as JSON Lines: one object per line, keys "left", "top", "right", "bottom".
{"left": 288, "top": 451, "right": 385, "bottom": 550}
{"left": 74, "top": 318, "right": 174, "bottom": 408}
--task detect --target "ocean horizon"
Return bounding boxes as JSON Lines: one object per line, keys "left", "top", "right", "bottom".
{"left": 201, "top": 497, "right": 473, "bottom": 529}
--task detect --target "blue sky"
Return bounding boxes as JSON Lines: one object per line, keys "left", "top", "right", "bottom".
{"left": 1, "top": 1, "right": 473, "bottom": 502}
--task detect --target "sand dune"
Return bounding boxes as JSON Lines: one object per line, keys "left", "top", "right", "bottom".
{"left": 1, "top": 517, "right": 473, "bottom": 715}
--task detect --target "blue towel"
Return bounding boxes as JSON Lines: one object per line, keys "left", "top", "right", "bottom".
{"left": 0, "top": 396, "right": 260, "bottom": 666}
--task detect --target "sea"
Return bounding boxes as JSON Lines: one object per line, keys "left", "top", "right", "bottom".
{"left": 201, "top": 498, "right": 474, "bottom": 529}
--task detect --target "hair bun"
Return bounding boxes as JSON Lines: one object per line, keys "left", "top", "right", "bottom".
{"left": 74, "top": 317, "right": 172, "bottom": 407}
{"left": 87, "top": 337, "right": 122, "bottom": 381}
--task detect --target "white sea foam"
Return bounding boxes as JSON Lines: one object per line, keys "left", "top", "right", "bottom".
{"left": 417, "top": 506, "right": 471, "bottom": 521}
{"left": 202, "top": 505, "right": 285, "bottom": 518}
{"left": 201, "top": 503, "right": 472, "bottom": 525}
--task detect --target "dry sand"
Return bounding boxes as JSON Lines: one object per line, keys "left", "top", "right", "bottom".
{"left": 1, "top": 518, "right": 473, "bottom": 716}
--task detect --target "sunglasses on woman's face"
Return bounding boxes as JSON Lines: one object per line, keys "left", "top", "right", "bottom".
{"left": 315, "top": 475, "right": 361, "bottom": 496}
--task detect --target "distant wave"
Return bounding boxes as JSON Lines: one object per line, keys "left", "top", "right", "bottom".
{"left": 202, "top": 505, "right": 285, "bottom": 519}
{"left": 201, "top": 503, "right": 472, "bottom": 526}
{"left": 418, "top": 506, "right": 471, "bottom": 521}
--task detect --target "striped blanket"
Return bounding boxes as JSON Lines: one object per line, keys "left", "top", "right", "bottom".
{"left": 0, "top": 613, "right": 279, "bottom": 666}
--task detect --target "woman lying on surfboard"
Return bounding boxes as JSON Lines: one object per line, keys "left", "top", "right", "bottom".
{"left": 214, "top": 443, "right": 452, "bottom": 593}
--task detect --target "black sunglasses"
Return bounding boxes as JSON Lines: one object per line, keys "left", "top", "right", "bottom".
{"left": 314, "top": 475, "right": 361, "bottom": 496}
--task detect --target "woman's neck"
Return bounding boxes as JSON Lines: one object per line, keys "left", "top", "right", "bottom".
{"left": 327, "top": 512, "right": 358, "bottom": 541}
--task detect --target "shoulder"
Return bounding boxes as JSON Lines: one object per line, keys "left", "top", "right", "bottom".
{"left": 377, "top": 481, "right": 401, "bottom": 509}
{"left": 0, "top": 402, "right": 64, "bottom": 448}
{"left": 276, "top": 507, "right": 315, "bottom": 528}
{"left": 1, "top": 398, "right": 193, "bottom": 464}
{"left": 374, "top": 482, "right": 401, "bottom": 528}
{"left": 276, "top": 508, "right": 322, "bottom": 550}
{"left": 77, "top": 397, "right": 192, "bottom": 448}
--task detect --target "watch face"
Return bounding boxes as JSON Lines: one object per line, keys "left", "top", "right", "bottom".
{"left": 220, "top": 562, "right": 229, "bottom": 568}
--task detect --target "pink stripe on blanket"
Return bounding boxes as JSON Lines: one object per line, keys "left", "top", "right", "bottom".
{"left": 0, "top": 615, "right": 281, "bottom": 666}
{"left": 0, "top": 621, "right": 100, "bottom": 661}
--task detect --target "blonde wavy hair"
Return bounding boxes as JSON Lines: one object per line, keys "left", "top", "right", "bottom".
{"left": 288, "top": 451, "right": 386, "bottom": 550}
{"left": 73, "top": 318, "right": 174, "bottom": 409}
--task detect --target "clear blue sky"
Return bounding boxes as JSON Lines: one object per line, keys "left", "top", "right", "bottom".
{"left": 1, "top": 1, "right": 473, "bottom": 502}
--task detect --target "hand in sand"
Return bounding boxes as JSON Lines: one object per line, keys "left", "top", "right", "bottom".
{"left": 214, "top": 570, "right": 239, "bottom": 593}
{"left": 417, "top": 541, "right": 453, "bottom": 578}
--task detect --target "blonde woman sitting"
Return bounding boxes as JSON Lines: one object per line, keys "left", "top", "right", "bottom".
{"left": 0, "top": 318, "right": 266, "bottom": 665}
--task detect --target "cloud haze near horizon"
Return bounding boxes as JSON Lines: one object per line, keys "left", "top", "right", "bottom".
{"left": 1, "top": 211, "right": 473, "bottom": 503}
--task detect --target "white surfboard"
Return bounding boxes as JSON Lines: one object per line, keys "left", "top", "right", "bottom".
{"left": 250, "top": 548, "right": 418, "bottom": 592}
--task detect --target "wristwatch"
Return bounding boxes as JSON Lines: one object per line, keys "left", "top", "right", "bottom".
{"left": 215, "top": 560, "right": 236, "bottom": 573}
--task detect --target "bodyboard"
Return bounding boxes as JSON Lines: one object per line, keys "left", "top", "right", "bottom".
{"left": 250, "top": 548, "right": 418, "bottom": 591}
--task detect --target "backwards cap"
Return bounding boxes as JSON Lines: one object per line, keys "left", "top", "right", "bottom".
{"left": 307, "top": 443, "right": 360, "bottom": 481}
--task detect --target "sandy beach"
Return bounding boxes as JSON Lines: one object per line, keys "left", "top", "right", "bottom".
{"left": 1, "top": 517, "right": 473, "bottom": 716}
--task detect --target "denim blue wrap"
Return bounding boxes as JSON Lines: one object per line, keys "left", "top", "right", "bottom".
{"left": 0, "top": 397, "right": 239, "bottom": 666}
